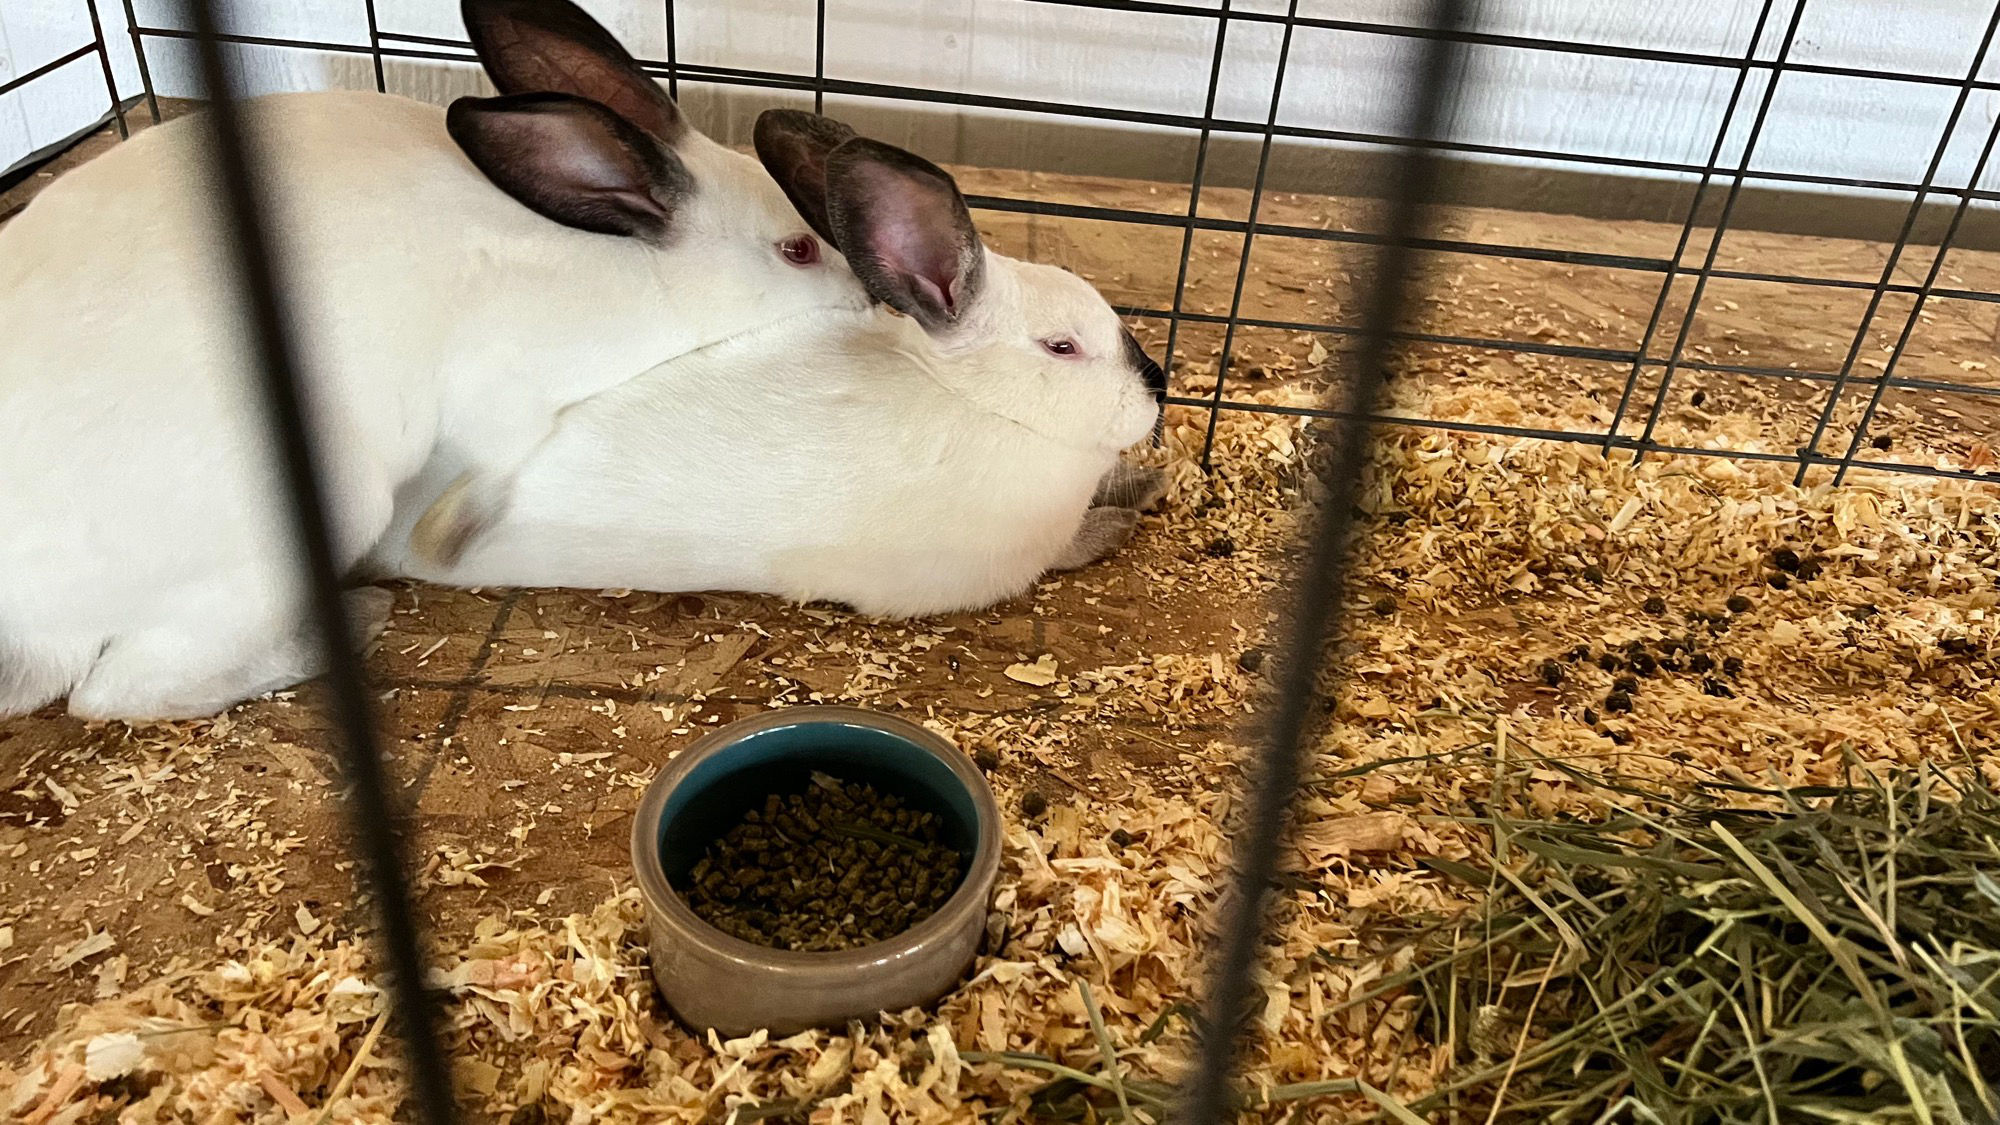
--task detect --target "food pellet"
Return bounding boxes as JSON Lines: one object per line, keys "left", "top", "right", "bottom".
{"left": 680, "top": 773, "right": 967, "bottom": 953}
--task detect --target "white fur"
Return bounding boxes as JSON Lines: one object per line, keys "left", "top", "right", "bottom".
{"left": 0, "top": 91, "right": 868, "bottom": 720}
{"left": 374, "top": 251, "right": 1162, "bottom": 617}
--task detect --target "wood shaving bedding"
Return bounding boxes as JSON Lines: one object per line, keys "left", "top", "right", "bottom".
{"left": 4, "top": 371, "right": 1995, "bottom": 1122}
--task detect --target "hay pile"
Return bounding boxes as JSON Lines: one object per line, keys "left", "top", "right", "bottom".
{"left": 3, "top": 368, "right": 1995, "bottom": 1122}
{"left": 1396, "top": 767, "right": 2000, "bottom": 1122}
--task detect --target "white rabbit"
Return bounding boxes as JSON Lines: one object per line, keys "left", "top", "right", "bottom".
{"left": 0, "top": 0, "right": 870, "bottom": 721}
{"left": 374, "top": 110, "right": 1168, "bottom": 618}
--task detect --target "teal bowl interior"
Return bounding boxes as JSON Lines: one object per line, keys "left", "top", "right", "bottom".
{"left": 655, "top": 720, "right": 982, "bottom": 889}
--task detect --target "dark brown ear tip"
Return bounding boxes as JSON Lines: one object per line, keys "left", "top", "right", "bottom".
{"left": 447, "top": 90, "right": 594, "bottom": 123}
{"left": 751, "top": 111, "right": 796, "bottom": 155}
{"left": 825, "top": 136, "right": 961, "bottom": 191}
{"left": 459, "top": 0, "right": 685, "bottom": 142}
{"left": 444, "top": 93, "right": 504, "bottom": 139}
{"left": 754, "top": 109, "right": 859, "bottom": 152}
{"left": 755, "top": 108, "right": 817, "bottom": 129}
{"left": 459, "top": 0, "right": 540, "bottom": 36}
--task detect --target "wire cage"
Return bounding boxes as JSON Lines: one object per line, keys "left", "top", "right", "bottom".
{"left": 13, "top": 0, "right": 2000, "bottom": 487}
{"left": 3, "top": 0, "right": 1998, "bottom": 1120}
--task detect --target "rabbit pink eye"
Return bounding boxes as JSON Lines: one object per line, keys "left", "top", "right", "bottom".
{"left": 780, "top": 235, "right": 820, "bottom": 266}
{"left": 1042, "top": 338, "right": 1080, "bottom": 357}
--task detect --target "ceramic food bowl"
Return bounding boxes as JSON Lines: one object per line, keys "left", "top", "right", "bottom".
{"left": 630, "top": 705, "right": 1002, "bottom": 1038}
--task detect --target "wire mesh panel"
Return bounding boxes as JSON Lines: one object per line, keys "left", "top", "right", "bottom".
{"left": 50, "top": 0, "right": 1992, "bottom": 491}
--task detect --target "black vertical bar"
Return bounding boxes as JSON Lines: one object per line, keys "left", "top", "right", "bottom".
{"left": 813, "top": 0, "right": 827, "bottom": 114}
{"left": 663, "top": 0, "right": 679, "bottom": 99}
{"left": 1625, "top": 0, "right": 1810, "bottom": 465}
{"left": 1199, "top": 0, "right": 1299, "bottom": 472}
{"left": 1794, "top": 0, "right": 2000, "bottom": 486}
{"left": 1833, "top": 109, "right": 2000, "bottom": 483}
{"left": 1160, "top": 0, "right": 1233, "bottom": 407}
{"left": 121, "top": 0, "right": 161, "bottom": 123}
{"left": 1599, "top": 0, "right": 1780, "bottom": 455}
{"left": 84, "top": 0, "right": 129, "bottom": 139}
{"left": 177, "top": 1, "right": 456, "bottom": 1121}
{"left": 1175, "top": 0, "right": 1469, "bottom": 1120}
{"left": 363, "top": 0, "right": 388, "bottom": 92}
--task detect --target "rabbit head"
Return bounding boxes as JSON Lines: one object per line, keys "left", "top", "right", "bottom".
{"left": 450, "top": 0, "right": 866, "bottom": 330}
{"left": 754, "top": 110, "right": 1166, "bottom": 454}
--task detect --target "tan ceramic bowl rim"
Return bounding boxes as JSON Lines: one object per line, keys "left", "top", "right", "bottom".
{"left": 630, "top": 705, "right": 1003, "bottom": 969}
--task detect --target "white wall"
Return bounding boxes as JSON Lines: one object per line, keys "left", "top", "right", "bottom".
{"left": 6, "top": 0, "right": 2000, "bottom": 197}
{"left": 0, "top": 0, "right": 148, "bottom": 169}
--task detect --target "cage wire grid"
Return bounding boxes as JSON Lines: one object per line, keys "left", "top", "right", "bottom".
{"left": 13, "top": 0, "right": 2000, "bottom": 485}
{"left": 4, "top": 0, "right": 2000, "bottom": 1119}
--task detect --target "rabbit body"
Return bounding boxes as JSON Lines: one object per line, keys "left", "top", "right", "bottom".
{"left": 377, "top": 258, "right": 1164, "bottom": 618}
{"left": 377, "top": 106, "right": 1171, "bottom": 620}
{"left": 0, "top": 91, "right": 861, "bottom": 719}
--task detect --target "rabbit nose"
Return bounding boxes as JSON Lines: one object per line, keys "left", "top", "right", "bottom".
{"left": 1123, "top": 330, "right": 1167, "bottom": 403}
{"left": 1139, "top": 354, "right": 1167, "bottom": 402}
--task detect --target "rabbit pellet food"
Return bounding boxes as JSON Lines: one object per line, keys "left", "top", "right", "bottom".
{"left": 681, "top": 772, "right": 967, "bottom": 952}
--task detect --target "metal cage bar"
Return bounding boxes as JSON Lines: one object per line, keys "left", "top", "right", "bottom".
{"left": 1832, "top": 111, "right": 2000, "bottom": 485}
{"left": 1620, "top": 0, "right": 1809, "bottom": 465}
{"left": 1158, "top": 0, "right": 1232, "bottom": 397}
{"left": 363, "top": 0, "right": 388, "bottom": 92}
{"left": 101, "top": 23, "right": 2000, "bottom": 472}
{"left": 118, "top": 0, "right": 162, "bottom": 123}
{"left": 662, "top": 0, "right": 679, "bottom": 100}
{"left": 1177, "top": 0, "right": 1472, "bottom": 1116}
{"left": 1791, "top": 0, "right": 2000, "bottom": 485}
{"left": 82, "top": 0, "right": 129, "bottom": 139}
{"left": 1198, "top": 0, "right": 1300, "bottom": 470}
{"left": 1599, "top": 0, "right": 1778, "bottom": 456}
{"left": 113, "top": 22, "right": 2000, "bottom": 205}
{"left": 813, "top": 0, "right": 827, "bottom": 114}
{"left": 0, "top": 46, "right": 100, "bottom": 99}
{"left": 1027, "top": 0, "right": 2000, "bottom": 96}
{"left": 169, "top": 2, "right": 458, "bottom": 1120}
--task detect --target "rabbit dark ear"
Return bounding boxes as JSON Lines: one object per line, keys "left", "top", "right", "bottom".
{"left": 823, "top": 138, "right": 986, "bottom": 333}
{"left": 461, "top": 0, "right": 684, "bottom": 144}
{"left": 753, "top": 109, "right": 857, "bottom": 244}
{"left": 448, "top": 92, "right": 690, "bottom": 239}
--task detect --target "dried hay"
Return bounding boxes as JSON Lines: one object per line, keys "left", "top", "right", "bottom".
{"left": 1386, "top": 765, "right": 2000, "bottom": 1123}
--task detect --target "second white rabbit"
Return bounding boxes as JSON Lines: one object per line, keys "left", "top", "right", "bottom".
{"left": 375, "top": 110, "right": 1168, "bottom": 617}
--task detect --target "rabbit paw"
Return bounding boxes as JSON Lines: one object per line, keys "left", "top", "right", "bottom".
{"left": 343, "top": 586, "right": 396, "bottom": 652}
{"left": 1091, "top": 461, "right": 1168, "bottom": 512}
{"left": 410, "top": 473, "right": 503, "bottom": 570}
{"left": 1049, "top": 506, "right": 1143, "bottom": 572}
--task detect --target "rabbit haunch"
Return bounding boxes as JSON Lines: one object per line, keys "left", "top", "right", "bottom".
{"left": 375, "top": 109, "right": 1167, "bottom": 618}
{"left": 0, "top": 0, "right": 865, "bottom": 722}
